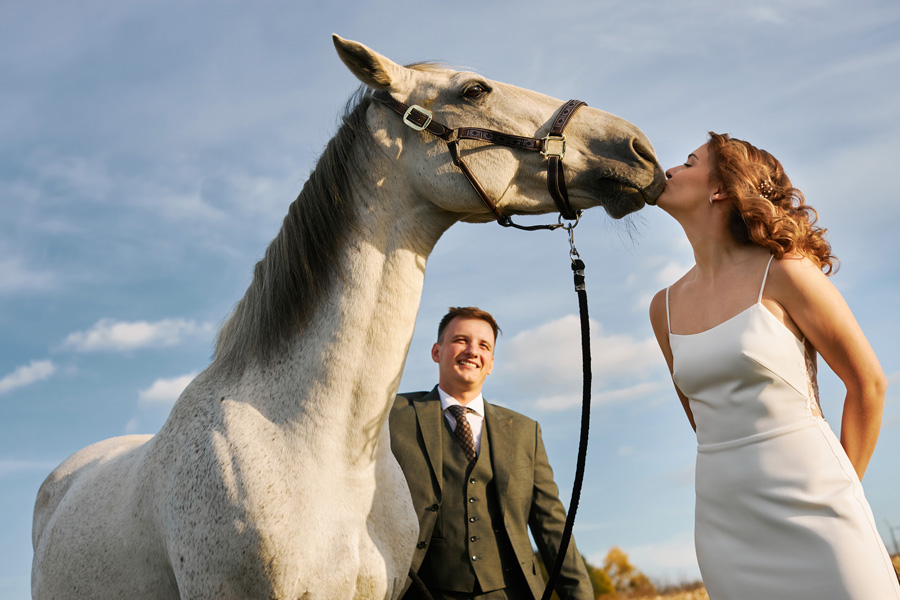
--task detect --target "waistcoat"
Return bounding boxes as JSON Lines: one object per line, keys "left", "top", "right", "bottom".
{"left": 419, "top": 416, "right": 519, "bottom": 593}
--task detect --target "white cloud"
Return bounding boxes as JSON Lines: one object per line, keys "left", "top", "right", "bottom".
{"left": 666, "top": 466, "right": 696, "bottom": 488}
{"left": 138, "top": 372, "right": 197, "bottom": 406}
{"left": 606, "top": 531, "right": 701, "bottom": 583}
{"left": 532, "top": 393, "right": 580, "bottom": 411}
{"left": 502, "top": 316, "right": 666, "bottom": 411}
{"left": 634, "top": 292, "right": 656, "bottom": 314}
{"left": 533, "top": 382, "right": 663, "bottom": 412}
{"left": 62, "top": 318, "right": 214, "bottom": 352}
{"left": 0, "top": 360, "right": 56, "bottom": 394}
{"left": 37, "top": 154, "right": 113, "bottom": 201}
{"left": 148, "top": 187, "right": 226, "bottom": 223}
{"left": 629, "top": 254, "right": 693, "bottom": 314}
{"left": 506, "top": 315, "right": 661, "bottom": 381}
{"left": 655, "top": 260, "right": 692, "bottom": 286}
{"left": 741, "top": 6, "right": 786, "bottom": 25}
{"left": 0, "top": 257, "right": 55, "bottom": 294}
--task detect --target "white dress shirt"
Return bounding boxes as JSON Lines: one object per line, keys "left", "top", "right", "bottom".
{"left": 437, "top": 387, "right": 485, "bottom": 454}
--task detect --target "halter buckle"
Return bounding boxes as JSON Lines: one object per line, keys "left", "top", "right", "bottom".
{"left": 403, "top": 105, "right": 433, "bottom": 132}
{"left": 541, "top": 134, "right": 566, "bottom": 159}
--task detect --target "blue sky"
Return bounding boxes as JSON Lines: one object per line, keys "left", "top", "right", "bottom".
{"left": 3, "top": 1, "right": 899, "bottom": 597}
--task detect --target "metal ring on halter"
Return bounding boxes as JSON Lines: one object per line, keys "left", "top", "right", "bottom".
{"left": 558, "top": 211, "right": 582, "bottom": 230}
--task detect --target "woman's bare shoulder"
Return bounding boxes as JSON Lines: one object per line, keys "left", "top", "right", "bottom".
{"left": 649, "top": 288, "right": 667, "bottom": 322}
{"left": 767, "top": 252, "right": 836, "bottom": 306}
{"left": 771, "top": 253, "right": 828, "bottom": 282}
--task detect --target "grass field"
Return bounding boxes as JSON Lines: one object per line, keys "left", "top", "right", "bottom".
{"left": 629, "top": 553, "right": 900, "bottom": 599}
{"left": 636, "top": 583, "right": 709, "bottom": 600}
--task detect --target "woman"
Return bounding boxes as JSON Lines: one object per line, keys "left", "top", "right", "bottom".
{"left": 648, "top": 132, "right": 899, "bottom": 599}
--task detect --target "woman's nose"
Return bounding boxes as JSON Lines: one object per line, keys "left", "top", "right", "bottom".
{"left": 665, "top": 166, "right": 679, "bottom": 179}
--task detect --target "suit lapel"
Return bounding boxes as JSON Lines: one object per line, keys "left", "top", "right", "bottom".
{"left": 484, "top": 401, "right": 513, "bottom": 509}
{"left": 413, "top": 387, "right": 444, "bottom": 494}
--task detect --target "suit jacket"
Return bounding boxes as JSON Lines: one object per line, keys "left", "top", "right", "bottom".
{"left": 390, "top": 387, "right": 593, "bottom": 600}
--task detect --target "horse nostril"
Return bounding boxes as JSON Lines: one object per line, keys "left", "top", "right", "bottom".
{"left": 632, "top": 137, "right": 657, "bottom": 166}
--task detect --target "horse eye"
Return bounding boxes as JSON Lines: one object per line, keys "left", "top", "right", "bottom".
{"left": 462, "top": 84, "right": 488, "bottom": 99}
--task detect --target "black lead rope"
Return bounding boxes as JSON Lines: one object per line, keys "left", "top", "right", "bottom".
{"left": 540, "top": 236, "right": 591, "bottom": 600}
{"left": 408, "top": 569, "right": 434, "bottom": 600}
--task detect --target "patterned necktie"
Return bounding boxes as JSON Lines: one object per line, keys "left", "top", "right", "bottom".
{"left": 447, "top": 404, "right": 477, "bottom": 464}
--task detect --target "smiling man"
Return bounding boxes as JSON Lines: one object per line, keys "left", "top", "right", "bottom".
{"left": 390, "top": 307, "right": 592, "bottom": 600}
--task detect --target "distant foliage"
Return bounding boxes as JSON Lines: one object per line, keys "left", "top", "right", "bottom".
{"left": 534, "top": 545, "right": 713, "bottom": 599}
{"left": 534, "top": 550, "right": 615, "bottom": 599}
{"left": 602, "top": 546, "right": 657, "bottom": 597}
{"left": 585, "top": 559, "right": 616, "bottom": 597}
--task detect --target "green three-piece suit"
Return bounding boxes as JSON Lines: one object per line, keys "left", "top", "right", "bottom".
{"left": 390, "top": 387, "right": 592, "bottom": 599}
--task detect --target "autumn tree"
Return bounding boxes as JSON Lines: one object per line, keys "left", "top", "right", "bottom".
{"left": 602, "top": 546, "right": 656, "bottom": 598}
{"left": 534, "top": 550, "right": 616, "bottom": 598}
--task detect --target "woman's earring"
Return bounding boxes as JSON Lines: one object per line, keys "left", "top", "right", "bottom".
{"left": 709, "top": 195, "right": 714, "bottom": 205}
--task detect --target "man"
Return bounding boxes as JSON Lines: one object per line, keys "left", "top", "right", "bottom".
{"left": 390, "top": 307, "right": 593, "bottom": 599}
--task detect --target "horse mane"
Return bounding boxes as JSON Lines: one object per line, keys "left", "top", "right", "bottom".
{"left": 214, "top": 87, "right": 375, "bottom": 373}
{"left": 214, "top": 63, "right": 448, "bottom": 375}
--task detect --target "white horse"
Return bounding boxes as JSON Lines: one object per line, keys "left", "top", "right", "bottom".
{"left": 32, "top": 35, "right": 664, "bottom": 599}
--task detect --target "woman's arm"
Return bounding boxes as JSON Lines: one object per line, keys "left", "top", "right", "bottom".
{"left": 649, "top": 289, "right": 696, "bottom": 431}
{"left": 769, "top": 257, "right": 887, "bottom": 479}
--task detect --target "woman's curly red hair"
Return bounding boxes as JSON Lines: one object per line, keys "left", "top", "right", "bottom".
{"left": 707, "top": 132, "right": 837, "bottom": 274}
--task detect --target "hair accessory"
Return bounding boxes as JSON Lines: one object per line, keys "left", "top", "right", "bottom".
{"left": 758, "top": 180, "right": 775, "bottom": 200}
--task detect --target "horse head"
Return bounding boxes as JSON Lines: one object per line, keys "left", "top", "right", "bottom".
{"left": 333, "top": 34, "right": 664, "bottom": 223}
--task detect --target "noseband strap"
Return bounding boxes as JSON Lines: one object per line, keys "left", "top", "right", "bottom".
{"left": 373, "top": 90, "right": 586, "bottom": 230}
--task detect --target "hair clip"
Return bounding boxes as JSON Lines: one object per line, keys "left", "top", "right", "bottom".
{"left": 758, "top": 180, "right": 774, "bottom": 200}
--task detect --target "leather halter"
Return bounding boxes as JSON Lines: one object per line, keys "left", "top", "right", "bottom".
{"left": 372, "top": 90, "right": 586, "bottom": 231}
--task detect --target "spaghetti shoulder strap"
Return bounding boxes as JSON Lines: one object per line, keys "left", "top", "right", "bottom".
{"left": 758, "top": 254, "right": 776, "bottom": 302}
{"left": 665, "top": 286, "right": 672, "bottom": 334}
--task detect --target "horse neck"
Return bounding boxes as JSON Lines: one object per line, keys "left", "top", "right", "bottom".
{"left": 220, "top": 169, "right": 456, "bottom": 459}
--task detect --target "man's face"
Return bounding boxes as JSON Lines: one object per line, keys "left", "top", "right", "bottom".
{"left": 432, "top": 317, "right": 495, "bottom": 401}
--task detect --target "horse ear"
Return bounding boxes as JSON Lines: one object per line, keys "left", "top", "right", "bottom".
{"left": 332, "top": 34, "right": 406, "bottom": 90}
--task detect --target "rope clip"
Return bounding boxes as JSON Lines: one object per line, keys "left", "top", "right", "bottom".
{"left": 558, "top": 212, "right": 582, "bottom": 263}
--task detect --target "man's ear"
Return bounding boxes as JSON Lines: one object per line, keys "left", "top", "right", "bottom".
{"left": 431, "top": 343, "right": 441, "bottom": 364}
{"left": 333, "top": 34, "right": 408, "bottom": 91}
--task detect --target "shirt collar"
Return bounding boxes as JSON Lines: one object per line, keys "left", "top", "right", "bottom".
{"left": 437, "top": 386, "right": 484, "bottom": 416}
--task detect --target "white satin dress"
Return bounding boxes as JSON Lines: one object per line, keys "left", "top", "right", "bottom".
{"left": 667, "top": 256, "right": 900, "bottom": 599}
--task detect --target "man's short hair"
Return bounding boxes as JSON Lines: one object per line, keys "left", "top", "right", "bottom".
{"left": 437, "top": 307, "right": 501, "bottom": 344}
